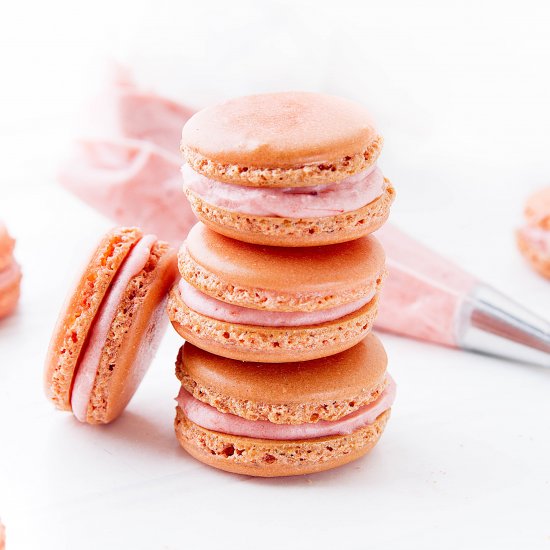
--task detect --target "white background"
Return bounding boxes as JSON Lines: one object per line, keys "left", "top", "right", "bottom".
{"left": 1, "top": 1, "right": 549, "bottom": 549}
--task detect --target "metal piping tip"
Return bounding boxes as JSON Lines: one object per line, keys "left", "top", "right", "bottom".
{"left": 456, "top": 284, "right": 550, "bottom": 367}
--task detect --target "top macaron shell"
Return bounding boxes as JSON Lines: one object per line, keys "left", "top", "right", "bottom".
{"left": 181, "top": 91, "right": 383, "bottom": 187}
{"left": 180, "top": 222, "right": 385, "bottom": 311}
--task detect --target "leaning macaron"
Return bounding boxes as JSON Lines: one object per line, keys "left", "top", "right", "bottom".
{"left": 44, "top": 227, "right": 178, "bottom": 424}
{"left": 0, "top": 222, "right": 22, "bottom": 319}
{"left": 181, "top": 92, "right": 395, "bottom": 247}
{"left": 168, "top": 223, "right": 385, "bottom": 362}
{"left": 174, "top": 335, "right": 395, "bottom": 477}
{"left": 517, "top": 186, "right": 550, "bottom": 279}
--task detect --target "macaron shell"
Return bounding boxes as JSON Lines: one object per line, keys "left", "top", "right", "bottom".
{"left": 168, "top": 285, "right": 379, "bottom": 363}
{"left": 44, "top": 227, "right": 143, "bottom": 411}
{"left": 181, "top": 92, "right": 383, "bottom": 188}
{"left": 517, "top": 230, "right": 550, "bottom": 279}
{"left": 182, "top": 223, "right": 385, "bottom": 311}
{"left": 182, "top": 91, "right": 379, "bottom": 167}
{"left": 85, "top": 242, "right": 178, "bottom": 423}
{"left": 180, "top": 334, "right": 386, "bottom": 403}
{"left": 184, "top": 180, "right": 395, "bottom": 247}
{"left": 175, "top": 406, "right": 390, "bottom": 477}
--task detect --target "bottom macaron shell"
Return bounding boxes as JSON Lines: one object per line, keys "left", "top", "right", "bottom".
{"left": 184, "top": 180, "right": 395, "bottom": 247}
{"left": 517, "top": 231, "right": 550, "bottom": 279}
{"left": 167, "top": 288, "right": 379, "bottom": 362}
{"left": 84, "top": 243, "right": 178, "bottom": 423}
{"left": 175, "top": 406, "right": 390, "bottom": 477}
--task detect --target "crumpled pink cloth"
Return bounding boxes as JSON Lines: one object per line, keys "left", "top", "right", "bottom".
{"left": 58, "top": 67, "right": 196, "bottom": 246}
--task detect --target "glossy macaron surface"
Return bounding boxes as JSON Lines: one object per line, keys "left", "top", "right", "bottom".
{"left": 182, "top": 91, "right": 380, "bottom": 174}
{"left": 181, "top": 222, "right": 385, "bottom": 307}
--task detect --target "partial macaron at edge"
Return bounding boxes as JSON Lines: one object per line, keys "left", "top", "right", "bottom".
{"left": 180, "top": 91, "right": 383, "bottom": 188}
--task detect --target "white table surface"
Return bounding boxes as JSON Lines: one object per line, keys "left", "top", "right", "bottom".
{"left": 1, "top": 1, "right": 550, "bottom": 549}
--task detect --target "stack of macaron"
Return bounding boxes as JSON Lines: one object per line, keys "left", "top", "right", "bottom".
{"left": 0, "top": 222, "right": 21, "bottom": 320}
{"left": 169, "top": 92, "right": 397, "bottom": 476}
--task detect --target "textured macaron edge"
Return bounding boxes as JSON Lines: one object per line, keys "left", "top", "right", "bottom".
{"left": 44, "top": 227, "right": 143, "bottom": 411}
{"left": 175, "top": 347, "right": 388, "bottom": 424}
{"left": 516, "top": 230, "right": 550, "bottom": 279}
{"left": 84, "top": 240, "right": 175, "bottom": 424}
{"left": 181, "top": 136, "right": 383, "bottom": 188}
{"left": 183, "top": 179, "right": 395, "bottom": 247}
{"left": 167, "top": 286, "right": 379, "bottom": 363}
{"left": 174, "top": 406, "right": 390, "bottom": 477}
{"left": 178, "top": 249, "right": 386, "bottom": 313}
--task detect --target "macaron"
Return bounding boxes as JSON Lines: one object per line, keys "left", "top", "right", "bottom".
{"left": 0, "top": 222, "right": 22, "bottom": 319}
{"left": 181, "top": 92, "right": 395, "bottom": 247}
{"left": 0, "top": 520, "right": 4, "bottom": 550}
{"left": 44, "top": 227, "right": 177, "bottom": 424}
{"left": 517, "top": 186, "right": 550, "bottom": 279}
{"left": 174, "top": 335, "right": 395, "bottom": 477}
{"left": 168, "top": 223, "right": 386, "bottom": 362}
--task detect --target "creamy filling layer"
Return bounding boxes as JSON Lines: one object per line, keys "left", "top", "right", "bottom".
{"left": 71, "top": 235, "right": 157, "bottom": 422}
{"left": 177, "top": 376, "right": 396, "bottom": 441}
{"left": 181, "top": 163, "right": 386, "bottom": 218}
{"left": 520, "top": 226, "right": 550, "bottom": 254}
{"left": 179, "top": 279, "right": 375, "bottom": 327}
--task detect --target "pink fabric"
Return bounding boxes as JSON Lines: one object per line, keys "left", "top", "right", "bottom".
{"left": 71, "top": 235, "right": 157, "bottom": 422}
{"left": 179, "top": 279, "right": 375, "bottom": 327}
{"left": 182, "top": 163, "right": 386, "bottom": 217}
{"left": 58, "top": 67, "right": 196, "bottom": 246}
{"left": 177, "top": 376, "right": 396, "bottom": 440}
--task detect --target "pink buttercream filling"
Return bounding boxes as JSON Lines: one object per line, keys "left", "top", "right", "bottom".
{"left": 176, "top": 376, "right": 396, "bottom": 440}
{"left": 520, "top": 226, "right": 550, "bottom": 254}
{"left": 71, "top": 234, "right": 157, "bottom": 422}
{"left": 179, "top": 279, "right": 375, "bottom": 327}
{"left": 181, "top": 163, "right": 386, "bottom": 218}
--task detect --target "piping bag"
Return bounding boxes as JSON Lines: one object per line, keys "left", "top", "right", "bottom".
{"left": 58, "top": 73, "right": 550, "bottom": 368}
